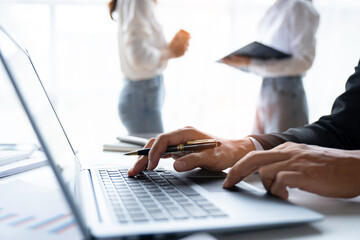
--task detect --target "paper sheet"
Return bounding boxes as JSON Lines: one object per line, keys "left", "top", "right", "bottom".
{"left": 0, "top": 180, "right": 82, "bottom": 240}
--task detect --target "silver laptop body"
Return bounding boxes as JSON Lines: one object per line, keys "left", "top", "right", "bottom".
{"left": 0, "top": 25, "right": 323, "bottom": 239}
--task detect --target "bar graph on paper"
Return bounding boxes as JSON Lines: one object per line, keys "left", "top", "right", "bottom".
{"left": 0, "top": 181, "right": 82, "bottom": 239}
{"left": 0, "top": 211, "right": 76, "bottom": 234}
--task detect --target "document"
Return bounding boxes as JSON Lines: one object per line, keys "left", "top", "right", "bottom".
{"left": 117, "top": 133, "right": 157, "bottom": 146}
{"left": 0, "top": 180, "right": 81, "bottom": 239}
{"left": 0, "top": 150, "right": 48, "bottom": 178}
{"left": 0, "top": 143, "right": 37, "bottom": 166}
{"left": 103, "top": 133, "right": 157, "bottom": 152}
{"left": 103, "top": 142, "right": 141, "bottom": 152}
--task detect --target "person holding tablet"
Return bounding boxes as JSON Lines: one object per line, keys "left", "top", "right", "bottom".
{"left": 108, "top": 0, "right": 190, "bottom": 134}
{"left": 223, "top": 0, "right": 320, "bottom": 134}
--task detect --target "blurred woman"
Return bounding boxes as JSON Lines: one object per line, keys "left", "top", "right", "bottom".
{"left": 223, "top": 0, "right": 319, "bottom": 134}
{"left": 108, "top": 0, "right": 190, "bottom": 134}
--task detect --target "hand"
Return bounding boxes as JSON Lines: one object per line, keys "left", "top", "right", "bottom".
{"left": 127, "top": 126, "right": 255, "bottom": 176}
{"left": 223, "top": 142, "right": 360, "bottom": 200}
{"left": 222, "top": 55, "right": 251, "bottom": 68}
{"left": 169, "top": 30, "right": 190, "bottom": 58}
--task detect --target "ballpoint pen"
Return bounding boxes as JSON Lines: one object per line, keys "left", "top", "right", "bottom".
{"left": 124, "top": 139, "right": 221, "bottom": 156}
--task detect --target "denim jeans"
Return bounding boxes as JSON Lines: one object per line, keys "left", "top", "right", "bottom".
{"left": 118, "top": 75, "right": 165, "bottom": 134}
{"left": 252, "top": 76, "right": 309, "bottom": 134}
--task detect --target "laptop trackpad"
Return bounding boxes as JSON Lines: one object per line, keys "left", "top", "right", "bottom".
{"left": 189, "top": 177, "right": 226, "bottom": 192}
{"left": 182, "top": 169, "right": 259, "bottom": 193}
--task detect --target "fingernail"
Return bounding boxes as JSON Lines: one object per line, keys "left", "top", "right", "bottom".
{"left": 174, "top": 161, "right": 186, "bottom": 171}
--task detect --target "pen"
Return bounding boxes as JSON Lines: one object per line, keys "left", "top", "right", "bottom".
{"left": 124, "top": 139, "right": 221, "bottom": 156}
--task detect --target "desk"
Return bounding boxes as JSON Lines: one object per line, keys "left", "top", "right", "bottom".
{"left": 1, "top": 150, "right": 359, "bottom": 240}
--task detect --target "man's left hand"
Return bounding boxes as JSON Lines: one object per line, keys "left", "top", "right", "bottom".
{"left": 223, "top": 142, "right": 360, "bottom": 199}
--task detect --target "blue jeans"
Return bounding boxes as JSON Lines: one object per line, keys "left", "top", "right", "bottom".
{"left": 252, "top": 76, "right": 309, "bottom": 134}
{"left": 118, "top": 75, "right": 165, "bottom": 134}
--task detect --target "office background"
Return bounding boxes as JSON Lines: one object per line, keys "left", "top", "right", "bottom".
{"left": 1, "top": 0, "right": 360, "bottom": 151}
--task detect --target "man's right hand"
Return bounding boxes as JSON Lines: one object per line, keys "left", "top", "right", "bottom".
{"left": 169, "top": 30, "right": 190, "bottom": 58}
{"left": 127, "top": 126, "right": 255, "bottom": 177}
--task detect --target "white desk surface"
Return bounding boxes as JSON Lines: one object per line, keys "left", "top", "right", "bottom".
{"left": 1, "top": 149, "right": 359, "bottom": 240}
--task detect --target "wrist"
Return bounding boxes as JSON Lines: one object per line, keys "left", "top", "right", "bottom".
{"left": 228, "top": 138, "right": 256, "bottom": 166}
{"left": 160, "top": 47, "right": 172, "bottom": 62}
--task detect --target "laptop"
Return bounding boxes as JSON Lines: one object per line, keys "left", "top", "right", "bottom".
{"left": 0, "top": 25, "right": 323, "bottom": 239}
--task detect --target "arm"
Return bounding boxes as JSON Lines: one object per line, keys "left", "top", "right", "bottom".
{"left": 123, "top": 1, "right": 190, "bottom": 70}
{"left": 123, "top": 0, "right": 164, "bottom": 70}
{"left": 125, "top": 27, "right": 189, "bottom": 70}
{"left": 248, "top": 2, "right": 320, "bottom": 77}
{"left": 250, "top": 60, "right": 360, "bottom": 150}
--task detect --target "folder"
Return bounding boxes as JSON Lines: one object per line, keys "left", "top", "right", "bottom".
{"left": 217, "top": 41, "right": 291, "bottom": 63}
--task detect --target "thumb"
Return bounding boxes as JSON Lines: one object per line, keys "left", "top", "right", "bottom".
{"left": 173, "top": 153, "right": 202, "bottom": 172}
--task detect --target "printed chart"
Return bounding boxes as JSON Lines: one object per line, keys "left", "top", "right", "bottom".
{"left": 0, "top": 180, "right": 81, "bottom": 239}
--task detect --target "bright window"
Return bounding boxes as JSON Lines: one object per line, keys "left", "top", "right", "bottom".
{"left": 1, "top": 0, "right": 360, "bottom": 150}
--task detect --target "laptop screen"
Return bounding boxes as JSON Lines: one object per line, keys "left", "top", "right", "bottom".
{"left": 0, "top": 26, "right": 87, "bottom": 236}
{"left": 0, "top": 28, "right": 77, "bottom": 185}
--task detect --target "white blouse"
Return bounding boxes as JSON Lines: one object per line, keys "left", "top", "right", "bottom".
{"left": 248, "top": 0, "right": 320, "bottom": 78}
{"left": 116, "top": 0, "right": 168, "bottom": 81}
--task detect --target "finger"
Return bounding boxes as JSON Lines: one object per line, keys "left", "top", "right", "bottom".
{"left": 223, "top": 56, "right": 242, "bottom": 67}
{"left": 173, "top": 152, "right": 203, "bottom": 172}
{"left": 270, "top": 171, "right": 309, "bottom": 200}
{"left": 127, "top": 138, "right": 155, "bottom": 176}
{"left": 222, "top": 58, "right": 232, "bottom": 64}
{"left": 223, "top": 150, "right": 291, "bottom": 188}
{"left": 148, "top": 127, "right": 210, "bottom": 170}
{"left": 259, "top": 159, "right": 298, "bottom": 191}
{"left": 127, "top": 155, "right": 148, "bottom": 177}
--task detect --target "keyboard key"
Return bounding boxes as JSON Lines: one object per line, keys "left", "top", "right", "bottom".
{"left": 149, "top": 211, "right": 168, "bottom": 221}
{"left": 183, "top": 205, "right": 208, "bottom": 218}
{"left": 130, "top": 213, "right": 148, "bottom": 222}
{"left": 116, "top": 214, "right": 128, "bottom": 223}
{"left": 167, "top": 208, "right": 188, "bottom": 219}
{"left": 123, "top": 202, "right": 140, "bottom": 208}
{"left": 198, "top": 202, "right": 216, "bottom": 209}
{"left": 127, "top": 207, "right": 144, "bottom": 214}
{"left": 206, "top": 208, "right": 228, "bottom": 217}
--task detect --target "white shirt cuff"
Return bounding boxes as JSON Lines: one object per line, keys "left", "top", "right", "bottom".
{"left": 248, "top": 137, "right": 264, "bottom": 151}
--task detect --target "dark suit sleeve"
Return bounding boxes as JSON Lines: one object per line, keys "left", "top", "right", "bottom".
{"left": 250, "top": 60, "right": 360, "bottom": 150}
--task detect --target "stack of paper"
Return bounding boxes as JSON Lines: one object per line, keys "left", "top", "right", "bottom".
{"left": 103, "top": 134, "right": 156, "bottom": 152}
{"left": 0, "top": 144, "right": 47, "bottom": 178}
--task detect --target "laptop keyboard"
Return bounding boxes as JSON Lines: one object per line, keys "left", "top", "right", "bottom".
{"left": 98, "top": 169, "right": 228, "bottom": 223}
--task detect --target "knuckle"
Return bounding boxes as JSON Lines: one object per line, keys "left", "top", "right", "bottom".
{"left": 156, "top": 133, "right": 165, "bottom": 140}
{"left": 282, "top": 142, "right": 293, "bottom": 148}
{"left": 260, "top": 177, "right": 272, "bottom": 191}
{"left": 156, "top": 133, "right": 168, "bottom": 143}
{"left": 258, "top": 166, "right": 267, "bottom": 177}
{"left": 275, "top": 172, "right": 288, "bottom": 183}
{"left": 245, "top": 151, "right": 257, "bottom": 158}
{"left": 148, "top": 138, "right": 156, "bottom": 144}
